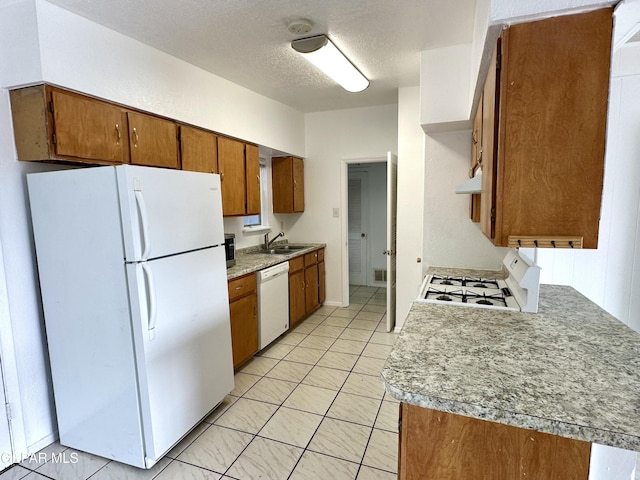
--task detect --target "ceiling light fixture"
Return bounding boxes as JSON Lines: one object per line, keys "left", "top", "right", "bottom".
{"left": 291, "top": 35, "right": 369, "bottom": 93}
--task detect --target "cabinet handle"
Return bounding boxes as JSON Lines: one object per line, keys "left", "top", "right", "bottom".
{"left": 220, "top": 172, "right": 224, "bottom": 182}
{"left": 235, "top": 285, "right": 243, "bottom": 290}
{"left": 132, "top": 127, "right": 139, "bottom": 148}
{"left": 472, "top": 131, "right": 478, "bottom": 144}
{"left": 115, "top": 123, "right": 121, "bottom": 145}
{"left": 256, "top": 174, "right": 260, "bottom": 184}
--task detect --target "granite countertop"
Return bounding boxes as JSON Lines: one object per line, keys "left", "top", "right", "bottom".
{"left": 382, "top": 282, "right": 640, "bottom": 451}
{"left": 226, "top": 243, "right": 326, "bottom": 280}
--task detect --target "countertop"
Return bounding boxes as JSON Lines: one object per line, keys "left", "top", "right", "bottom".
{"left": 226, "top": 243, "right": 326, "bottom": 280}
{"left": 382, "top": 281, "right": 640, "bottom": 451}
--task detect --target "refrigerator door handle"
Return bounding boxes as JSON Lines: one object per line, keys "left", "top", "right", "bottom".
{"left": 134, "top": 180, "right": 152, "bottom": 260}
{"left": 141, "top": 262, "right": 158, "bottom": 339}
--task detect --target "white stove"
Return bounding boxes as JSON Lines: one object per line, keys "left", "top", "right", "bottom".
{"left": 416, "top": 250, "right": 541, "bottom": 313}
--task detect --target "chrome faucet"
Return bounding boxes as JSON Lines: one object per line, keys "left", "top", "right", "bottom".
{"left": 264, "top": 231, "right": 285, "bottom": 250}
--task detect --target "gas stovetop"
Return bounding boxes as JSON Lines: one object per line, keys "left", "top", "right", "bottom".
{"left": 416, "top": 250, "right": 541, "bottom": 313}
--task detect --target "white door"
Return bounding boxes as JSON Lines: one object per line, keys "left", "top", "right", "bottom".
{"left": 127, "top": 246, "right": 233, "bottom": 465}
{"left": 0, "top": 358, "right": 13, "bottom": 470}
{"left": 386, "top": 153, "right": 398, "bottom": 332}
{"left": 117, "top": 166, "right": 224, "bottom": 262}
{"left": 348, "top": 171, "right": 368, "bottom": 286}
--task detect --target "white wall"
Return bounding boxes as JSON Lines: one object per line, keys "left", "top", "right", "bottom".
{"left": 396, "top": 87, "right": 425, "bottom": 328}
{"left": 287, "top": 105, "right": 398, "bottom": 306}
{"left": 0, "top": 0, "right": 306, "bottom": 455}
{"left": 521, "top": 42, "right": 640, "bottom": 333}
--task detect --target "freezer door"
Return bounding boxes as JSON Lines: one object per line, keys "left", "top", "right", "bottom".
{"left": 126, "top": 246, "right": 234, "bottom": 465}
{"left": 117, "top": 165, "right": 224, "bottom": 262}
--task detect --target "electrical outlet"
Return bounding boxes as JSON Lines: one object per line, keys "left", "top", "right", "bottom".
{"left": 333, "top": 208, "right": 339, "bottom": 218}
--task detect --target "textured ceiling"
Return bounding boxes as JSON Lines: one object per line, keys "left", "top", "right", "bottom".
{"left": 38, "top": 0, "right": 477, "bottom": 113}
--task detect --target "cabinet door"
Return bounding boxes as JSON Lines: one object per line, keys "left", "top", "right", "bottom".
{"left": 180, "top": 126, "right": 218, "bottom": 173}
{"left": 218, "top": 137, "right": 246, "bottom": 216}
{"left": 480, "top": 42, "right": 500, "bottom": 240}
{"left": 289, "top": 270, "right": 306, "bottom": 327}
{"left": 245, "top": 144, "right": 261, "bottom": 216}
{"left": 305, "top": 264, "right": 319, "bottom": 313}
{"left": 51, "top": 88, "right": 127, "bottom": 164}
{"left": 292, "top": 157, "right": 305, "bottom": 213}
{"left": 318, "top": 260, "right": 325, "bottom": 305}
{"left": 128, "top": 111, "right": 179, "bottom": 169}
{"left": 229, "top": 293, "right": 258, "bottom": 369}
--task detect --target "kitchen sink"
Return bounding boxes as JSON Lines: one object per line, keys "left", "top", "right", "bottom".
{"left": 249, "top": 245, "right": 309, "bottom": 255}
{"left": 273, "top": 245, "right": 307, "bottom": 251}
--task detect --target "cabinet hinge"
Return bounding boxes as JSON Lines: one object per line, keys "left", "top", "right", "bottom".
{"left": 48, "top": 100, "right": 54, "bottom": 113}
{"left": 496, "top": 53, "right": 502, "bottom": 71}
{"left": 490, "top": 207, "right": 496, "bottom": 222}
{"left": 52, "top": 132, "right": 57, "bottom": 145}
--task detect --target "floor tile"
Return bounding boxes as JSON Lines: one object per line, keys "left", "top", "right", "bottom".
{"left": 352, "top": 356, "right": 386, "bottom": 377}
{"left": 230, "top": 372, "right": 261, "bottom": 396}
{"left": 362, "top": 429, "right": 398, "bottom": 473}
{"left": 20, "top": 442, "right": 68, "bottom": 471}
{"left": 361, "top": 304, "right": 386, "bottom": 313}
{"left": 326, "top": 392, "right": 381, "bottom": 427}
{"left": 317, "top": 351, "right": 359, "bottom": 371}
{"left": 341, "top": 373, "right": 385, "bottom": 400}
{"left": 258, "top": 407, "right": 323, "bottom": 447}
{"left": 348, "top": 320, "right": 378, "bottom": 331}
{"left": 214, "top": 398, "right": 278, "bottom": 433}
{"left": 356, "top": 286, "right": 379, "bottom": 294}
{"left": 283, "top": 346, "right": 325, "bottom": 365}
{"left": 265, "top": 360, "right": 313, "bottom": 383}
{"left": 283, "top": 384, "right": 337, "bottom": 415}
{"left": 226, "top": 437, "right": 302, "bottom": 480}
{"left": 321, "top": 316, "right": 353, "bottom": 328}
{"left": 274, "top": 332, "right": 307, "bottom": 346}
{"left": 330, "top": 309, "right": 359, "bottom": 319}
{"left": 367, "top": 298, "right": 386, "bottom": 306}
{"left": 302, "top": 366, "right": 349, "bottom": 391}
{"left": 315, "top": 306, "right": 337, "bottom": 316}
{"left": 356, "top": 465, "right": 397, "bottom": 480}
{"left": 303, "top": 314, "right": 326, "bottom": 324}
{"left": 291, "top": 322, "right": 317, "bottom": 334}
{"left": 177, "top": 425, "right": 252, "bottom": 473}
{"left": 257, "top": 342, "right": 295, "bottom": 360}
{"left": 239, "top": 356, "right": 279, "bottom": 376}
{"left": 361, "top": 343, "right": 393, "bottom": 359}
{"left": 298, "top": 335, "right": 335, "bottom": 351}
{"left": 308, "top": 418, "right": 371, "bottom": 463}
{"left": 339, "top": 303, "right": 363, "bottom": 311}
{"left": 289, "top": 451, "right": 359, "bottom": 480}
{"left": 309, "top": 325, "right": 345, "bottom": 338}
{"left": 204, "top": 395, "right": 238, "bottom": 424}
{"left": 34, "top": 448, "right": 109, "bottom": 480}
{"left": 153, "top": 460, "right": 220, "bottom": 479}
{"left": 350, "top": 293, "right": 373, "bottom": 302}
{"left": 242, "top": 377, "right": 297, "bottom": 405}
{"left": 330, "top": 339, "right": 367, "bottom": 355}
{"left": 375, "top": 321, "right": 390, "bottom": 332}
{"left": 368, "top": 332, "right": 398, "bottom": 346}
{"left": 166, "top": 422, "right": 211, "bottom": 459}
{"left": 374, "top": 401, "right": 399, "bottom": 432}
{"left": 89, "top": 457, "right": 171, "bottom": 480}
{"left": 355, "top": 311, "right": 384, "bottom": 322}
{"left": 0, "top": 466, "right": 31, "bottom": 480}
{"left": 339, "top": 328, "right": 374, "bottom": 342}
{"left": 383, "top": 392, "right": 400, "bottom": 404}
{"left": 16, "top": 474, "right": 53, "bottom": 480}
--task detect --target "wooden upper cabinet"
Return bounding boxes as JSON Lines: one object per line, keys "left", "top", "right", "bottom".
{"left": 127, "top": 111, "right": 179, "bottom": 169}
{"left": 245, "top": 144, "right": 261, "bottom": 216}
{"left": 180, "top": 126, "right": 218, "bottom": 174}
{"left": 470, "top": 94, "right": 483, "bottom": 223}
{"left": 480, "top": 8, "right": 612, "bottom": 249}
{"left": 218, "top": 137, "right": 247, "bottom": 216}
{"left": 10, "top": 85, "right": 128, "bottom": 164}
{"left": 272, "top": 156, "right": 305, "bottom": 213}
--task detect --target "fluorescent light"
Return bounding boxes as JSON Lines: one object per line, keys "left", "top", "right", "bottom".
{"left": 291, "top": 35, "right": 369, "bottom": 92}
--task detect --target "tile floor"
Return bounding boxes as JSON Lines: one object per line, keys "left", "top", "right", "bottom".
{"left": 0, "top": 286, "right": 398, "bottom": 480}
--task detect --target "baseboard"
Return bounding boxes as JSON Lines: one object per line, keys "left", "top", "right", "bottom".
{"left": 27, "top": 431, "right": 58, "bottom": 456}
{"left": 321, "top": 301, "right": 343, "bottom": 307}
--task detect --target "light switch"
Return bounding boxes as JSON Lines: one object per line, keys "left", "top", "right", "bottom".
{"left": 333, "top": 208, "right": 339, "bottom": 218}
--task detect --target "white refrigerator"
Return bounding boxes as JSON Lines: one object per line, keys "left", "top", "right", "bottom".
{"left": 27, "top": 165, "right": 234, "bottom": 468}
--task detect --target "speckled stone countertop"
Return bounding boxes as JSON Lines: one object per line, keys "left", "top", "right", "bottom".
{"left": 226, "top": 243, "right": 325, "bottom": 280}
{"left": 382, "top": 282, "right": 640, "bottom": 451}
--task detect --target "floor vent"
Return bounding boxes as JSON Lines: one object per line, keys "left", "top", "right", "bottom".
{"left": 374, "top": 269, "right": 387, "bottom": 282}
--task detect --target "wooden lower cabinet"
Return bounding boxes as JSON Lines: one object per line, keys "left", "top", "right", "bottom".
{"left": 228, "top": 273, "right": 258, "bottom": 369}
{"left": 318, "top": 259, "right": 326, "bottom": 304}
{"left": 399, "top": 403, "right": 591, "bottom": 480}
{"left": 288, "top": 248, "right": 325, "bottom": 328}
{"left": 289, "top": 269, "right": 306, "bottom": 327}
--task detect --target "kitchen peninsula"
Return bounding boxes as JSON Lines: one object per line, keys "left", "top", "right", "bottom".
{"left": 383, "top": 282, "right": 640, "bottom": 479}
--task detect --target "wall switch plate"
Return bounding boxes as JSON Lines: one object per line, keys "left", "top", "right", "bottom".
{"left": 333, "top": 208, "right": 339, "bottom": 218}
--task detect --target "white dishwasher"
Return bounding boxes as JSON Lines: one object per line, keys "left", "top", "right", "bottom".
{"left": 257, "top": 262, "right": 290, "bottom": 349}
